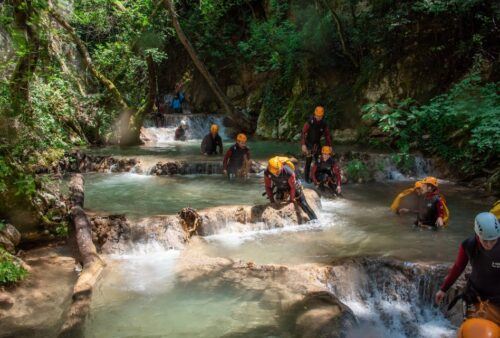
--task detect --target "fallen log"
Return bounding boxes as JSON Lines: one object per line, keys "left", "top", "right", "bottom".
{"left": 59, "top": 174, "right": 105, "bottom": 338}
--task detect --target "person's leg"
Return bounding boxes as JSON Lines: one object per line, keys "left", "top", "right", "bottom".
{"left": 304, "top": 155, "right": 313, "bottom": 183}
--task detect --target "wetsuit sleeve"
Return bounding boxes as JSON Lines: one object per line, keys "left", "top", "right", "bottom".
{"left": 201, "top": 135, "right": 208, "bottom": 154}
{"left": 223, "top": 148, "right": 232, "bottom": 170}
{"left": 332, "top": 163, "right": 341, "bottom": 186}
{"left": 311, "top": 162, "right": 318, "bottom": 184}
{"left": 288, "top": 174, "right": 296, "bottom": 202}
{"left": 436, "top": 198, "right": 445, "bottom": 218}
{"left": 324, "top": 125, "right": 332, "bottom": 146}
{"left": 264, "top": 174, "right": 274, "bottom": 202}
{"left": 217, "top": 135, "right": 223, "bottom": 154}
{"left": 301, "top": 123, "right": 310, "bottom": 146}
{"left": 440, "top": 244, "right": 469, "bottom": 292}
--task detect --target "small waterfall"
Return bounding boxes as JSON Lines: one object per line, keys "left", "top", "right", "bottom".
{"left": 143, "top": 114, "right": 228, "bottom": 144}
{"left": 328, "top": 259, "right": 455, "bottom": 338}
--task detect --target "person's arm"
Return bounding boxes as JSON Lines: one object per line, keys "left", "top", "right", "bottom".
{"left": 440, "top": 244, "right": 469, "bottom": 292}
{"left": 311, "top": 162, "right": 319, "bottom": 184}
{"left": 332, "top": 163, "right": 341, "bottom": 187}
{"left": 201, "top": 135, "right": 208, "bottom": 154}
{"left": 288, "top": 173, "right": 296, "bottom": 202}
{"left": 216, "top": 135, "right": 223, "bottom": 154}
{"left": 301, "top": 123, "right": 310, "bottom": 146}
{"left": 264, "top": 174, "right": 275, "bottom": 203}
{"left": 223, "top": 148, "right": 232, "bottom": 170}
{"left": 324, "top": 125, "right": 332, "bottom": 146}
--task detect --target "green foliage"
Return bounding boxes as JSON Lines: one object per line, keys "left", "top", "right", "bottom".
{"left": 362, "top": 73, "right": 499, "bottom": 177}
{"left": 0, "top": 220, "right": 5, "bottom": 232}
{"left": 0, "top": 248, "right": 28, "bottom": 285}
{"left": 345, "top": 159, "right": 370, "bottom": 182}
{"left": 55, "top": 222, "right": 69, "bottom": 237}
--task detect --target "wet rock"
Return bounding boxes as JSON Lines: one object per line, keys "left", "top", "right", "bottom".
{"left": 0, "top": 294, "right": 14, "bottom": 310}
{"left": 196, "top": 189, "right": 321, "bottom": 235}
{"left": 333, "top": 129, "right": 358, "bottom": 144}
{"left": 90, "top": 215, "right": 132, "bottom": 254}
{"left": 0, "top": 224, "right": 21, "bottom": 254}
{"left": 283, "top": 291, "right": 357, "bottom": 338}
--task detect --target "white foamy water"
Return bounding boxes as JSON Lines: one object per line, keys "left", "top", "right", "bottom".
{"left": 105, "top": 242, "right": 180, "bottom": 294}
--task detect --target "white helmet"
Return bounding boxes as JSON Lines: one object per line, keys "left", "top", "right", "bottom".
{"left": 180, "top": 120, "right": 187, "bottom": 127}
{"left": 474, "top": 212, "right": 500, "bottom": 240}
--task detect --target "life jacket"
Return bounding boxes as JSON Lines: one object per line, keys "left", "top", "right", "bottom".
{"left": 316, "top": 157, "right": 335, "bottom": 175}
{"left": 463, "top": 236, "right": 500, "bottom": 304}
{"left": 227, "top": 144, "right": 249, "bottom": 171}
{"left": 305, "top": 116, "right": 327, "bottom": 146}
{"left": 265, "top": 165, "right": 295, "bottom": 191}
{"left": 417, "top": 193, "right": 441, "bottom": 226}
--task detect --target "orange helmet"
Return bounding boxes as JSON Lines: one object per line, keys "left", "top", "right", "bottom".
{"left": 236, "top": 133, "right": 247, "bottom": 143}
{"left": 422, "top": 176, "right": 438, "bottom": 187}
{"left": 314, "top": 106, "right": 325, "bottom": 118}
{"left": 414, "top": 181, "right": 423, "bottom": 189}
{"left": 458, "top": 318, "right": 499, "bottom": 338}
{"left": 210, "top": 124, "right": 219, "bottom": 133}
{"left": 321, "top": 146, "right": 333, "bottom": 155}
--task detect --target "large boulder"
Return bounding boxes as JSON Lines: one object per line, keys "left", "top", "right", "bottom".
{"left": 0, "top": 224, "right": 21, "bottom": 254}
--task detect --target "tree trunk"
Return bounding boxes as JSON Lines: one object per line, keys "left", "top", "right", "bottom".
{"left": 164, "top": 0, "right": 248, "bottom": 126}
{"left": 321, "top": 0, "right": 359, "bottom": 68}
{"left": 59, "top": 174, "right": 105, "bottom": 337}
{"left": 49, "top": 7, "right": 149, "bottom": 145}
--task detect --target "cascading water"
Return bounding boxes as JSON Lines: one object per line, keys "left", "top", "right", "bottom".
{"left": 142, "top": 114, "right": 228, "bottom": 144}
{"left": 328, "top": 260, "right": 456, "bottom": 338}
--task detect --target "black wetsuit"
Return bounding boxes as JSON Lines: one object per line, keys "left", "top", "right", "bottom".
{"left": 201, "top": 133, "right": 223, "bottom": 155}
{"left": 223, "top": 144, "right": 250, "bottom": 175}
{"left": 301, "top": 116, "right": 331, "bottom": 182}
{"left": 174, "top": 127, "right": 186, "bottom": 141}
{"left": 463, "top": 236, "right": 500, "bottom": 304}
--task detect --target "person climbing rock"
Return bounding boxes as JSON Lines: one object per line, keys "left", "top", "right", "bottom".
{"left": 435, "top": 212, "right": 500, "bottom": 326}
{"left": 201, "top": 124, "right": 223, "bottom": 155}
{"left": 310, "top": 146, "right": 341, "bottom": 195}
{"left": 457, "top": 318, "right": 499, "bottom": 338}
{"left": 174, "top": 120, "right": 188, "bottom": 141}
{"left": 415, "top": 176, "right": 449, "bottom": 228}
{"left": 223, "top": 133, "right": 250, "bottom": 179}
{"left": 301, "top": 106, "right": 332, "bottom": 183}
{"left": 264, "top": 156, "right": 317, "bottom": 220}
{"left": 390, "top": 180, "right": 425, "bottom": 215}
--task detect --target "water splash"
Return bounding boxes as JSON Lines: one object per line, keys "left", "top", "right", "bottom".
{"left": 143, "top": 114, "right": 228, "bottom": 143}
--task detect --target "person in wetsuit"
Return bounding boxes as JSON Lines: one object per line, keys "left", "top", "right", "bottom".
{"left": 174, "top": 120, "right": 188, "bottom": 141}
{"left": 264, "top": 156, "right": 317, "bottom": 220}
{"left": 301, "top": 106, "right": 332, "bottom": 183}
{"left": 435, "top": 212, "right": 500, "bottom": 326}
{"left": 201, "top": 124, "right": 223, "bottom": 155}
{"left": 416, "top": 176, "right": 445, "bottom": 227}
{"left": 223, "top": 133, "right": 249, "bottom": 179}
{"left": 310, "top": 146, "right": 341, "bottom": 195}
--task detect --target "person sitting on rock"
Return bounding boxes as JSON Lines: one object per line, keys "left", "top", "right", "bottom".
{"left": 415, "top": 176, "right": 449, "bottom": 228}
{"left": 223, "top": 133, "right": 250, "bottom": 179}
{"left": 310, "top": 146, "right": 341, "bottom": 195}
{"left": 174, "top": 120, "right": 188, "bottom": 141}
{"left": 435, "top": 212, "right": 500, "bottom": 326}
{"left": 301, "top": 106, "right": 332, "bottom": 183}
{"left": 390, "top": 180, "right": 425, "bottom": 215}
{"left": 201, "top": 124, "right": 223, "bottom": 155}
{"left": 264, "top": 156, "right": 317, "bottom": 220}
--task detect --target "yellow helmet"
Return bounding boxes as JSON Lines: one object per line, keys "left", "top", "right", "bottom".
{"left": 314, "top": 106, "right": 325, "bottom": 118}
{"left": 458, "top": 318, "right": 499, "bottom": 338}
{"left": 422, "top": 176, "right": 438, "bottom": 187}
{"left": 268, "top": 156, "right": 283, "bottom": 176}
{"left": 210, "top": 124, "right": 219, "bottom": 133}
{"left": 236, "top": 133, "right": 247, "bottom": 143}
{"left": 414, "top": 181, "right": 423, "bottom": 189}
{"left": 321, "top": 146, "right": 333, "bottom": 155}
